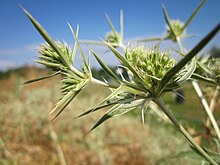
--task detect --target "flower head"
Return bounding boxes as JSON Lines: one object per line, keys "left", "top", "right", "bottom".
{"left": 105, "top": 31, "right": 122, "bottom": 47}
{"left": 208, "top": 58, "right": 220, "bottom": 83}
{"left": 125, "top": 46, "right": 175, "bottom": 93}
{"left": 37, "top": 41, "right": 73, "bottom": 71}
{"left": 166, "top": 20, "right": 186, "bottom": 42}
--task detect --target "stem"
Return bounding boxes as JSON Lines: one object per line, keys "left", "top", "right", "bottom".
{"left": 176, "top": 37, "right": 185, "bottom": 53}
{"left": 192, "top": 81, "right": 220, "bottom": 142}
{"left": 206, "top": 86, "right": 220, "bottom": 127}
{"left": 154, "top": 97, "right": 217, "bottom": 164}
{"left": 91, "top": 77, "right": 118, "bottom": 88}
{"left": 70, "top": 65, "right": 84, "bottom": 78}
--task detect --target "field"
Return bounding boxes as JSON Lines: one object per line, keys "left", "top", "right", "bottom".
{"left": 0, "top": 66, "right": 218, "bottom": 165}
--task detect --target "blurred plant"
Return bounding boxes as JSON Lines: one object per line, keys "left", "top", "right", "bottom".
{"left": 80, "top": 11, "right": 124, "bottom": 48}
{"left": 21, "top": 0, "right": 220, "bottom": 164}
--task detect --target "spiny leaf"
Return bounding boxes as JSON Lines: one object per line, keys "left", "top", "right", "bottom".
{"left": 75, "top": 96, "right": 136, "bottom": 118}
{"left": 50, "top": 90, "right": 77, "bottom": 119}
{"left": 76, "top": 85, "right": 141, "bottom": 118}
{"left": 183, "top": 0, "right": 206, "bottom": 30}
{"left": 162, "top": 4, "right": 176, "bottom": 40}
{"left": 138, "top": 37, "right": 165, "bottom": 42}
{"left": 50, "top": 80, "right": 87, "bottom": 120}
{"left": 67, "top": 23, "right": 90, "bottom": 74}
{"left": 20, "top": 6, "right": 70, "bottom": 68}
{"left": 166, "top": 58, "right": 196, "bottom": 90}
{"left": 23, "top": 71, "right": 61, "bottom": 84}
{"left": 80, "top": 40, "right": 105, "bottom": 45}
{"left": 87, "top": 99, "right": 143, "bottom": 134}
{"left": 105, "top": 14, "right": 117, "bottom": 36}
{"left": 141, "top": 100, "right": 150, "bottom": 125}
{"left": 91, "top": 50, "right": 120, "bottom": 83}
{"left": 35, "top": 60, "right": 62, "bottom": 69}
{"left": 51, "top": 90, "right": 80, "bottom": 120}
{"left": 70, "top": 28, "right": 78, "bottom": 63}
{"left": 156, "top": 23, "right": 220, "bottom": 96}
{"left": 120, "top": 10, "right": 124, "bottom": 41}
{"left": 191, "top": 73, "right": 217, "bottom": 85}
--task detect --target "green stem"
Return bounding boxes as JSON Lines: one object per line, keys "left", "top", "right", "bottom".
{"left": 91, "top": 77, "right": 118, "bottom": 88}
{"left": 154, "top": 97, "right": 217, "bottom": 165}
{"left": 192, "top": 81, "right": 220, "bottom": 142}
{"left": 176, "top": 37, "right": 185, "bottom": 53}
{"left": 70, "top": 65, "right": 84, "bottom": 78}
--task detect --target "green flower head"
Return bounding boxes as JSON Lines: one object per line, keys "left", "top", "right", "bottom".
{"left": 37, "top": 41, "right": 73, "bottom": 71}
{"left": 105, "top": 31, "right": 122, "bottom": 46}
{"left": 125, "top": 46, "right": 175, "bottom": 93}
{"left": 166, "top": 20, "right": 186, "bottom": 42}
{"left": 208, "top": 58, "right": 220, "bottom": 83}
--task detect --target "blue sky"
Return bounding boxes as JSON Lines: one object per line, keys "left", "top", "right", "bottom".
{"left": 0, "top": 0, "right": 220, "bottom": 70}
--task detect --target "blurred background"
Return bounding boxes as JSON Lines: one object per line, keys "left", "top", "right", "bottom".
{"left": 0, "top": 0, "right": 220, "bottom": 164}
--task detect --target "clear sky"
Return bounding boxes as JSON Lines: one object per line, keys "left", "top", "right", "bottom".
{"left": 0, "top": 0, "right": 220, "bottom": 70}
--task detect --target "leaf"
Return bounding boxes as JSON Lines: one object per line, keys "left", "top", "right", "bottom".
{"left": 179, "top": 58, "right": 197, "bottom": 82}
{"left": 23, "top": 71, "right": 61, "bottom": 84}
{"left": 20, "top": 6, "right": 70, "bottom": 68}
{"left": 141, "top": 100, "right": 150, "bottom": 125}
{"left": 162, "top": 4, "right": 176, "bottom": 40}
{"left": 75, "top": 96, "right": 136, "bottom": 118}
{"left": 87, "top": 99, "right": 143, "bottom": 134}
{"left": 50, "top": 81, "right": 87, "bottom": 120}
{"left": 80, "top": 40, "right": 105, "bottom": 45}
{"left": 67, "top": 23, "right": 90, "bottom": 74}
{"left": 91, "top": 50, "right": 120, "bottom": 83}
{"left": 156, "top": 23, "right": 220, "bottom": 96}
{"left": 191, "top": 73, "right": 218, "bottom": 85}
{"left": 138, "top": 37, "right": 165, "bottom": 42}
{"left": 35, "top": 60, "right": 62, "bottom": 69}
{"left": 120, "top": 10, "right": 124, "bottom": 41}
{"left": 183, "top": 0, "right": 206, "bottom": 30}
{"left": 170, "top": 47, "right": 185, "bottom": 57}
{"left": 71, "top": 28, "right": 78, "bottom": 63}
{"left": 50, "top": 90, "right": 78, "bottom": 120}
{"left": 76, "top": 85, "right": 142, "bottom": 118}
{"left": 105, "top": 14, "right": 117, "bottom": 36}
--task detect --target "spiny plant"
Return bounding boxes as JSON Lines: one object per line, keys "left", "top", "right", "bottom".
{"left": 21, "top": 0, "right": 220, "bottom": 164}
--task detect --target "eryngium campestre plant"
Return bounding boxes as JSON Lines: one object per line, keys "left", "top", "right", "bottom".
{"left": 125, "top": 46, "right": 175, "bottom": 93}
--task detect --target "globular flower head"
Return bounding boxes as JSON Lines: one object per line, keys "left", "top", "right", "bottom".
{"left": 166, "top": 20, "right": 186, "bottom": 42}
{"left": 61, "top": 72, "right": 86, "bottom": 95}
{"left": 105, "top": 31, "right": 122, "bottom": 47}
{"left": 125, "top": 46, "right": 175, "bottom": 93}
{"left": 38, "top": 41, "right": 73, "bottom": 71}
{"left": 207, "top": 58, "right": 220, "bottom": 83}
